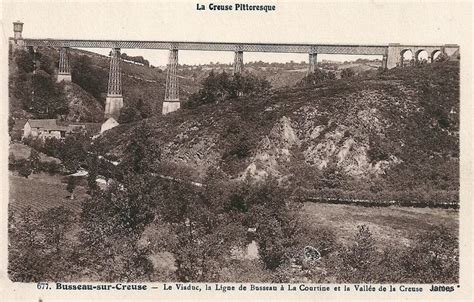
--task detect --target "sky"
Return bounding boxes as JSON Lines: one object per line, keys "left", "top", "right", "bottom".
{"left": 1, "top": 1, "right": 471, "bottom": 67}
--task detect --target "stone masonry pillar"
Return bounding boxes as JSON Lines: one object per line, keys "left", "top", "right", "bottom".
{"left": 57, "top": 47, "right": 72, "bottom": 82}
{"left": 104, "top": 48, "right": 123, "bottom": 120}
{"left": 381, "top": 54, "right": 388, "bottom": 69}
{"left": 233, "top": 50, "right": 244, "bottom": 75}
{"left": 308, "top": 53, "right": 317, "bottom": 74}
{"left": 162, "top": 48, "right": 180, "bottom": 115}
{"left": 386, "top": 44, "right": 401, "bottom": 69}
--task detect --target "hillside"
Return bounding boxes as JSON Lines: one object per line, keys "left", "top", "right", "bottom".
{"left": 9, "top": 47, "right": 194, "bottom": 121}
{"left": 98, "top": 61, "right": 459, "bottom": 203}
{"left": 9, "top": 46, "right": 379, "bottom": 123}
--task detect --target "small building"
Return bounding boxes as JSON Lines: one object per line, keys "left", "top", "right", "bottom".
{"left": 20, "top": 119, "right": 101, "bottom": 140}
{"left": 23, "top": 119, "right": 68, "bottom": 140}
{"left": 100, "top": 117, "right": 119, "bottom": 134}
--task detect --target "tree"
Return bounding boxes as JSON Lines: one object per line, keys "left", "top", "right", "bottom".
{"left": 28, "top": 149, "right": 41, "bottom": 173}
{"left": 29, "top": 70, "right": 68, "bottom": 118}
{"left": 37, "top": 52, "right": 55, "bottom": 75}
{"left": 9, "top": 206, "right": 79, "bottom": 281}
{"left": 66, "top": 176, "right": 77, "bottom": 199}
{"left": 14, "top": 49, "right": 35, "bottom": 73}
{"left": 120, "top": 121, "right": 161, "bottom": 175}
{"left": 320, "top": 162, "right": 348, "bottom": 189}
{"left": 402, "top": 225, "right": 458, "bottom": 283}
{"left": 339, "top": 225, "right": 378, "bottom": 282}
{"left": 18, "top": 161, "right": 32, "bottom": 178}
{"left": 86, "top": 153, "right": 99, "bottom": 193}
{"left": 60, "top": 131, "right": 91, "bottom": 173}
{"left": 118, "top": 105, "right": 140, "bottom": 124}
{"left": 297, "top": 69, "right": 336, "bottom": 86}
{"left": 136, "top": 98, "right": 151, "bottom": 119}
{"left": 119, "top": 98, "right": 152, "bottom": 123}
{"left": 8, "top": 207, "right": 47, "bottom": 281}
{"left": 185, "top": 71, "right": 271, "bottom": 108}
{"left": 156, "top": 176, "right": 246, "bottom": 282}
{"left": 435, "top": 52, "right": 449, "bottom": 62}
{"left": 79, "top": 179, "right": 155, "bottom": 281}
{"left": 72, "top": 55, "right": 107, "bottom": 100}
{"left": 341, "top": 68, "right": 355, "bottom": 78}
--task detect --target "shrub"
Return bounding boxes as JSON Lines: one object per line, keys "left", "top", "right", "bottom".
{"left": 341, "top": 68, "right": 355, "bottom": 78}
{"left": 297, "top": 69, "right": 336, "bottom": 86}
{"left": 39, "top": 161, "right": 62, "bottom": 174}
{"left": 338, "top": 225, "right": 378, "bottom": 282}
{"left": 18, "top": 160, "right": 32, "bottom": 178}
{"left": 14, "top": 49, "right": 35, "bottom": 73}
{"left": 402, "top": 225, "right": 458, "bottom": 283}
{"left": 9, "top": 206, "right": 78, "bottom": 282}
{"left": 28, "top": 149, "right": 41, "bottom": 173}
{"left": 184, "top": 71, "right": 271, "bottom": 108}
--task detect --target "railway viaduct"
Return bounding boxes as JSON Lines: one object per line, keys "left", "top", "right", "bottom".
{"left": 9, "top": 21, "right": 459, "bottom": 118}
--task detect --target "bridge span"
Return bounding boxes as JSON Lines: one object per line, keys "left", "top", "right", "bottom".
{"left": 20, "top": 39, "right": 388, "bottom": 55}
{"left": 9, "top": 21, "right": 459, "bottom": 117}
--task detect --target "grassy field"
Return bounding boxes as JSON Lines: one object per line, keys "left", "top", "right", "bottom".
{"left": 9, "top": 172, "right": 87, "bottom": 214}
{"left": 299, "top": 202, "right": 458, "bottom": 248}
{"left": 9, "top": 142, "right": 61, "bottom": 163}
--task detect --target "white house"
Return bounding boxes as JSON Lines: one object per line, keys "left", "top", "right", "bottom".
{"left": 23, "top": 119, "right": 68, "bottom": 140}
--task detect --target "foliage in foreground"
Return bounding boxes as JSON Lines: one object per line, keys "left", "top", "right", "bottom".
{"left": 9, "top": 198, "right": 458, "bottom": 283}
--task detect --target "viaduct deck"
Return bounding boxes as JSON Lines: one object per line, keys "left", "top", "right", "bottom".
{"left": 21, "top": 38, "right": 389, "bottom": 55}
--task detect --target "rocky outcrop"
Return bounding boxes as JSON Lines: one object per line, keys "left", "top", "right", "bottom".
{"left": 63, "top": 82, "right": 104, "bottom": 122}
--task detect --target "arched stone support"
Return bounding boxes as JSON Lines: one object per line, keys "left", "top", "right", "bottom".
{"left": 233, "top": 50, "right": 244, "bottom": 75}
{"left": 163, "top": 48, "right": 180, "bottom": 115}
{"left": 57, "top": 47, "right": 72, "bottom": 82}
{"left": 386, "top": 44, "right": 449, "bottom": 68}
{"left": 105, "top": 48, "right": 123, "bottom": 120}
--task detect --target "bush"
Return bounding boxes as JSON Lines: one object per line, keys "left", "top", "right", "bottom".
{"left": 184, "top": 71, "right": 271, "bottom": 108}
{"left": 297, "top": 69, "right": 336, "bottom": 86}
{"left": 339, "top": 225, "right": 378, "bottom": 282}
{"left": 341, "top": 68, "right": 355, "bottom": 78}
{"left": 14, "top": 49, "right": 35, "bottom": 73}
{"left": 402, "top": 225, "right": 458, "bottom": 283}
{"left": 9, "top": 206, "right": 78, "bottom": 282}
{"left": 39, "top": 161, "right": 62, "bottom": 174}
{"left": 18, "top": 160, "right": 32, "bottom": 178}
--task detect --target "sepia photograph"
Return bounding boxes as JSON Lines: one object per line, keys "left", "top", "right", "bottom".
{"left": 1, "top": 1, "right": 471, "bottom": 299}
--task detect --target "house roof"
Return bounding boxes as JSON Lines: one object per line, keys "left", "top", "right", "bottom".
{"left": 68, "top": 122, "right": 101, "bottom": 134}
{"left": 25, "top": 119, "right": 102, "bottom": 133}
{"left": 27, "top": 119, "right": 68, "bottom": 131}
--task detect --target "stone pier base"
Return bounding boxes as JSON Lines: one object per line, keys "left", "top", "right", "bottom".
{"left": 105, "top": 96, "right": 123, "bottom": 120}
{"left": 162, "top": 100, "right": 180, "bottom": 115}
{"left": 57, "top": 73, "right": 72, "bottom": 83}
